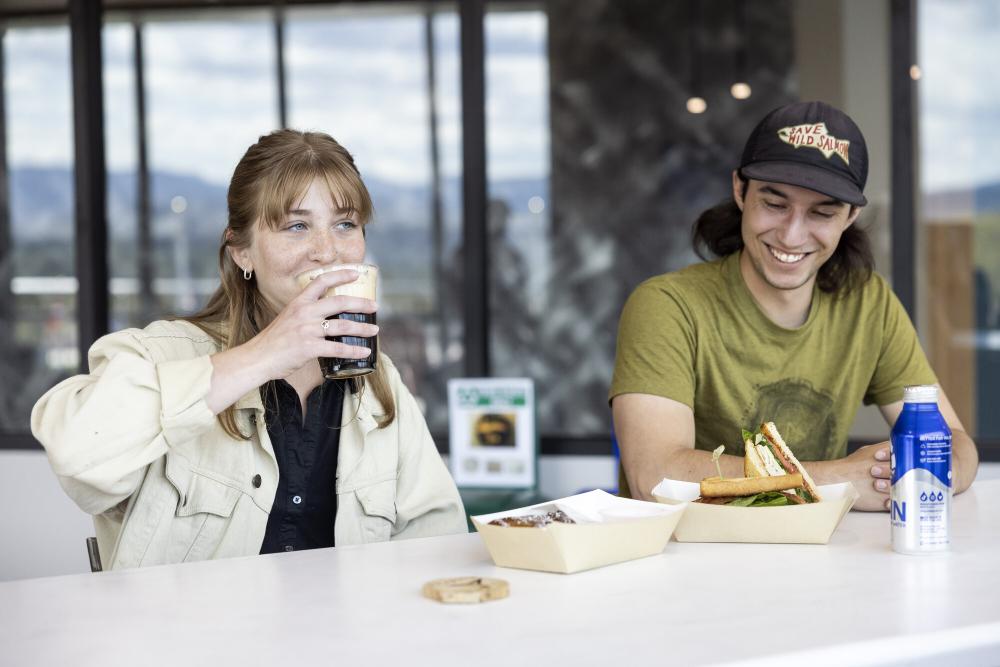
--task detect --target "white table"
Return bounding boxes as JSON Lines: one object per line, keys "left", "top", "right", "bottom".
{"left": 2, "top": 481, "right": 999, "bottom": 667}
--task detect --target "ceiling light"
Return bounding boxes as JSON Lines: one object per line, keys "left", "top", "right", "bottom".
{"left": 686, "top": 97, "right": 707, "bottom": 114}
{"left": 730, "top": 82, "right": 752, "bottom": 99}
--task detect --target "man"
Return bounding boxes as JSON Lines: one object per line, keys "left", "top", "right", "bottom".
{"left": 610, "top": 101, "right": 978, "bottom": 511}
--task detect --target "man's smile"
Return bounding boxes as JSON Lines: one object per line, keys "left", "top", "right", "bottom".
{"left": 766, "top": 243, "right": 811, "bottom": 265}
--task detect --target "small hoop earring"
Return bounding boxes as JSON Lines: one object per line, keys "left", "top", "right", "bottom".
{"left": 243, "top": 268, "right": 253, "bottom": 281}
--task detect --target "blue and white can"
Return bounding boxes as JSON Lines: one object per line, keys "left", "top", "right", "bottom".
{"left": 890, "top": 385, "right": 952, "bottom": 554}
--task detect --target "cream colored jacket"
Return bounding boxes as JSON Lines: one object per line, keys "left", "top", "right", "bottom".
{"left": 31, "top": 320, "right": 467, "bottom": 570}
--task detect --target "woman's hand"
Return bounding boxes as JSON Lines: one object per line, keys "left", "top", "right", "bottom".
{"left": 206, "top": 268, "right": 377, "bottom": 414}
{"left": 244, "top": 268, "right": 378, "bottom": 381}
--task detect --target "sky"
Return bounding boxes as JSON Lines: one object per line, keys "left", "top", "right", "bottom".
{"left": 3, "top": 7, "right": 549, "bottom": 188}
{"left": 2, "top": 2, "right": 999, "bottom": 194}
{"left": 918, "top": 0, "right": 1000, "bottom": 193}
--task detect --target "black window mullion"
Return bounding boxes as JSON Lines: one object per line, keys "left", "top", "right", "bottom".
{"left": 459, "top": 0, "right": 488, "bottom": 377}
{"left": 424, "top": 7, "right": 448, "bottom": 367}
{"left": 134, "top": 21, "right": 154, "bottom": 325}
{"left": 274, "top": 1, "right": 287, "bottom": 129}
{"left": 70, "top": 0, "right": 109, "bottom": 370}
{"left": 0, "top": 28, "right": 12, "bottom": 329}
{"left": 890, "top": 0, "right": 916, "bottom": 319}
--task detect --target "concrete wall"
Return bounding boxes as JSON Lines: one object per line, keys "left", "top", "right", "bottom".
{"left": 0, "top": 451, "right": 96, "bottom": 581}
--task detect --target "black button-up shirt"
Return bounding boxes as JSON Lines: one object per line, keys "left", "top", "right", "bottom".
{"left": 259, "top": 379, "right": 345, "bottom": 554}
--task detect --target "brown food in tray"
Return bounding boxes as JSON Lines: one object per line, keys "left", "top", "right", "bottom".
{"left": 488, "top": 509, "right": 576, "bottom": 527}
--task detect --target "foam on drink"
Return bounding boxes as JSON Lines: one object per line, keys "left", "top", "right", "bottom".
{"left": 296, "top": 263, "right": 378, "bottom": 300}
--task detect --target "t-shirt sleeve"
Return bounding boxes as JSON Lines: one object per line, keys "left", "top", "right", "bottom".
{"left": 864, "top": 281, "right": 938, "bottom": 406}
{"left": 609, "top": 280, "right": 697, "bottom": 408}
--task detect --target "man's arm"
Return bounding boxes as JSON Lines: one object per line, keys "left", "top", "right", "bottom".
{"left": 613, "top": 393, "right": 744, "bottom": 501}
{"left": 613, "top": 393, "right": 912, "bottom": 510}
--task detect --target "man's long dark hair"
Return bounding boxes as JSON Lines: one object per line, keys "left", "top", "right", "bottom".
{"left": 691, "top": 177, "right": 874, "bottom": 294}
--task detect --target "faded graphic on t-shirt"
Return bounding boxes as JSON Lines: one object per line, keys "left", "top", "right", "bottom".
{"left": 743, "top": 378, "right": 840, "bottom": 461}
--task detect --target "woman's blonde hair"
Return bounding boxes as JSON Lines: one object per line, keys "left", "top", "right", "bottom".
{"left": 183, "top": 129, "right": 395, "bottom": 439}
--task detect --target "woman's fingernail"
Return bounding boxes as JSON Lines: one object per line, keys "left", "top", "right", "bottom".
{"left": 872, "top": 466, "right": 883, "bottom": 476}
{"left": 876, "top": 480, "right": 888, "bottom": 491}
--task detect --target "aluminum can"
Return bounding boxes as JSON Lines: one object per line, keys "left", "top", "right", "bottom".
{"left": 890, "top": 385, "right": 952, "bottom": 554}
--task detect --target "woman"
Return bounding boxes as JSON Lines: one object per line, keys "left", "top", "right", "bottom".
{"left": 31, "top": 129, "right": 467, "bottom": 570}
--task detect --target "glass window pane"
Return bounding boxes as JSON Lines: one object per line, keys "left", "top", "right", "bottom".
{"left": 103, "top": 22, "right": 141, "bottom": 330}
{"left": 918, "top": 0, "right": 1000, "bottom": 441}
{"left": 128, "top": 12, "right": 277, "bottom": 321}
{"left": 286, "top": 5, "right": 462, "bottom": 433}
{"left": 1, "top": 25, "right": 75, "bottom": 432}
{"left": 486, "top": 3, "right": 800, "bottom": 437}
{"left": 484, "top": 7, "right": 555, "bottom": 424}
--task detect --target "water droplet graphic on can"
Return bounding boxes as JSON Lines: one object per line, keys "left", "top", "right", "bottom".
{"left": 920, "top": 492, "right": 928, "bottom": 501}
{"left": 937, "top": 492, "right": 944, "bottom": 501}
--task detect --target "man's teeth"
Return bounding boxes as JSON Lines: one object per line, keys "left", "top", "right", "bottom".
{"left": 769, "top": 246, "right": 806, "bottom": 263}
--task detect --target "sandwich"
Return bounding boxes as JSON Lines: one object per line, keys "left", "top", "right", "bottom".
{"left": 696, "top": 473, "right": 807, "bottom": 506}
{"left": 694, "top": 423, "right": 821, "bottom": 506}
{"left": 743, "top": 422, "right": 822, "bottom": 503}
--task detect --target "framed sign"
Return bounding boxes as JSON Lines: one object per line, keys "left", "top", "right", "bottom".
{"left": 447, "top": 378, "right": 536, "bottom": 489}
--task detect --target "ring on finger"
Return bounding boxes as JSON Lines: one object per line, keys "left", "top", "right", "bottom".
{"left": 321, "top": 319, "right": 330, "bottom": 332}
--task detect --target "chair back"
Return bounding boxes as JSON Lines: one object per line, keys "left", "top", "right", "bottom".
{"left": 86, "top": 537, "right": 103, "bottom": 573}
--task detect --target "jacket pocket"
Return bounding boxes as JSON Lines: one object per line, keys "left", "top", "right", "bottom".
{"left": 354, "top": 478, "right": 397, "bottom": 543}
{"left": 163, "top": 455, "right": 242, "bottom": 562}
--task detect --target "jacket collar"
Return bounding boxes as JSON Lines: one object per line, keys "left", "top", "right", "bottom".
{"left": 335, "top": 381, "right": 384, "bottom": 488}
{"left": 235, "top": 389, "right": 264, "bottom": 412}
{"left": 343, "top": 381, "right": 382, "bottom": 436}
{"left": 232, "top": 376, "right": 382, "bottom": 485}
{"left": 233, "top": 378, "right": 381, "bottom": 425}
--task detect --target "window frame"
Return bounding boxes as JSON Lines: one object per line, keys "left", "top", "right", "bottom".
{"left": 5, "top": 0, "right": 986, "bottom": 462}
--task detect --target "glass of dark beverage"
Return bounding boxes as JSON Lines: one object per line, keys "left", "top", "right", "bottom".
{"left": 297, "top": 263, "right": 378, "bottom": 379}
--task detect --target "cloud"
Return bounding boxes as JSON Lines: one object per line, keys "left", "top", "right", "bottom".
{"left": 103, "top": 24, "right": 138, "bottom": 171}
{"left": 4, "top": 9, "right": 550, "bottom": 186}
{"left": 5, "top": 28, "right": 74, "bottom": 167}
{"left": 919, "top": 0, "right": 1000, "bottom": 191}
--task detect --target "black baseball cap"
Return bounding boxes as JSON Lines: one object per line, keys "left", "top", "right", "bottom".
{"left": 739, "top": 101, "right": 868, "bottom": 206}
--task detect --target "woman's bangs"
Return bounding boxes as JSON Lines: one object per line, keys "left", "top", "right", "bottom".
{"left": 257, "top": 161, "right": 315, "bottom": 231}
{"left": 318, "top": 159, "right": 373, "bottom": 224}
{"left": 257, "top": 157, "right": 372, "bottom": 229}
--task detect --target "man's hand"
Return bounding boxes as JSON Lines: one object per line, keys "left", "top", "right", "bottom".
{"left": 811, "top": 443, "right": 892, "bottom": 512}
{"left": 852, "top": 443, "right": 892, "bottom": 511}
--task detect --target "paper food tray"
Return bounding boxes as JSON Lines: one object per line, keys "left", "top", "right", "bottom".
{"left": 471, "top": 489, "right": 686, "bottom": 573}
{"left": 651, "top": 479, "right": 858, "bottom": 544}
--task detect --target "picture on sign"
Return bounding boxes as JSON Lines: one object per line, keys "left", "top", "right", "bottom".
{"left": 472, "top": 413, "right": 516, "bottom": 447}
{"left": 448, "top": 378, "right": 536, "bottom": 489}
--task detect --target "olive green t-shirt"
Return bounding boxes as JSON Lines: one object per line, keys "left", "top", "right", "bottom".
{"left": 610, "top": 252, "right": 936, "bottom": 471}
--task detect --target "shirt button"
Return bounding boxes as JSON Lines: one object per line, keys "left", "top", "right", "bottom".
{"left": 284, "top": 545, "right": 293, "bottom": 552}
{"left": 292, "top": 495, "right": 302, "bottom": 505}
{"left": 249, "top": 414, "right": 257, "bottom": 425}
{"left": 251, "top": 474, "right": 261, "bottom": 488}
